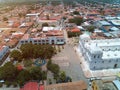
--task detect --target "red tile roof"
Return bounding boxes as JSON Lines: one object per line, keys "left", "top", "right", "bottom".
{"left": 21, "top": 34, "right": 29, "bottom": 40}
{"left": 71, "top": 28, "right": 80, "bottom": 32}
{"left": 17, "top": 65, "right": 23, "bottom": 71}
{"left": 21, "top": 82, "right": 38, "bottom": 90}
{"left": 12, "top": 22, "right": 20, "bottom": 28}
{"left": 40, "top": 85, "right": 44, "bottom": 90}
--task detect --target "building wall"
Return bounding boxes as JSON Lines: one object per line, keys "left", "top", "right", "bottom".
{"left": 20, "top": 37, "right": 65, "bottom": 45}
{"left": 0, "top": 46, "right": 9, "bottom": 60}
{"left": 79, "top": 37, "right": 120, "bottom": 70}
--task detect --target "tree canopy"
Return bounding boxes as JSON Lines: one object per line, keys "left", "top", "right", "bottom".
{"left": 59, "top": 71, "right": 66, "bottom": 82}
{"left": 0, "top": 62, "right": 18, "bottom": 81}
{"left": 29, "top": 66, "right": 42, "bottom": 80}
{"left": 10, "top": 50, "right": 22, "bottom": 62}
{"left": 68, "top": 17, "right": 83, "bottom": 25}
{"left": 73, "top": 11, "right": 80, "bottom": 15}
{"left": 68, "top": 31, "right": 81, "bottom": 38}
{"left": 87, "top": 26, "right": 95, "bottom": 33}
{"left": 0, "top": 61, "right": 47, "bottom": 87}
{"left": 42, "top": 23, "right": 49, "bottom": 27}
{"left": 20, "top": 44, "right": 55, "bottom": 59}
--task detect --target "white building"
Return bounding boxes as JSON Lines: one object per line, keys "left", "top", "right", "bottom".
{"left": 20, "top": 35, "right": 65, "bottom": 45}
{"left": 0, "top": 45, "right": 9, "bottom": 60}
{"left": 79, "top": 33, "right": 120, "bottom": 70}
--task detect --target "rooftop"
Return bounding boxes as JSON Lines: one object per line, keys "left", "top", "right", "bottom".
{"left": 98, "top": 21, "right": 111, "bottom": 26}
{"left": 21, "top": 34, "right": 29, "bottom": 40}
{"left": 20, "top": 82, "right": 38, "bottom": 90}
{"left": 110, "top": 20, "right": 120, "bottom": 26}
{"left": 113, "top": 80, "right": 120, "bottom": 90}
{"left": 45, "top": 81, "right": 87, "bottom": 90}
{"left": 84, "top": 38, "right": 120, "bottom": 59}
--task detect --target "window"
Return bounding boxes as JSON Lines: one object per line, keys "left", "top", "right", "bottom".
{"left": 98, "top": 55, "right": 100, "bottom": 58}
{"left": 46, "top": 40, "right": 49, "bottom": 42}
{"left": 34, "top": 40, "right": 37, "bottom": 42}
{"left": 95, "top": 61, "right": 96, "bottom": 63}
{"left": 61, "top": 39, "right": 63, "bottom": 42}
{"left": 94, "top": 55, "right": 96, "bottom": 58}
{"left": 30, "top": 41, "right": 32, "bottom": 43}
{"left": 109, "top": 60, "right": 111, "bottom": 63}
{"left": 116, "top": 59, "right": 118, "bottom": 62}
{"left": 102, "top": 61, "right": 104, "bottom": 63}
{"left": 42, "top": 40, "right": 45, "bottom": 42}
{"left": 21, "top": 41, "right": 24, "bottom": 43}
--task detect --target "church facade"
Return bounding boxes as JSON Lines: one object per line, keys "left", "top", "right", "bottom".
{"left": 79, "top": 33, "right": 120, "bottom": 70}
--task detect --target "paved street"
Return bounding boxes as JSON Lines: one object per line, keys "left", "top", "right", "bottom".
{"left": 52, "top": 44, "right": 88, "bottom": 83}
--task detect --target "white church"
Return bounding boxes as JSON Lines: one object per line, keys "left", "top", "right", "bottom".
{"left": 79, "top": 33, "right": 120, "bottom": 70}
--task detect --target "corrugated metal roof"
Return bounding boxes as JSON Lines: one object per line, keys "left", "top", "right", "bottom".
{"left": 113, "top": 80, "right": 120, "bottom": 90}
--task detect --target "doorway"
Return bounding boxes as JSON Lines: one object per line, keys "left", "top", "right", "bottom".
{"left": 114, "top": 64, "right": 117, "bottom": 68}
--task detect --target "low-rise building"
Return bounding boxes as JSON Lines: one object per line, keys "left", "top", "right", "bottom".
{"left": 20, "top": 28, "right": 65, "bottom": 45}
{"left": 0, "top": 45, "right": 9, "bottom": 60}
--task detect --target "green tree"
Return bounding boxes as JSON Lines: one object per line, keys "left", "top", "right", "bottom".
{"left": 68, "top": 31, "right": 81, "bottom": 38}
{"left": 47, "top": 59, "right": 60, "bottom": 78}
{"left": 47, "top": 59, "right": 52, "bottom": 70}
{"left": 23, "top": 59, "right": 33, "bottom": 67}
{"left": 20, "top": 44, "right": 55, "bottom": 59}
{"left": 50, "top": 64, "right": 60, "bottom": 74}
{"left": 20, "top": 43, "right": 34, "bottom": 58}
{"left": 41, "top": 71, "right": 47, "bottom": 80}
{"left": 69, "top": 18, "right": 75, "bottom": 23}
{"left": 3, "top": 17, "right": 8, "bottom": 21}
{"left": 59, "top": 71, "right": 66, "bottom": 82}
{"left": 10, "top": 50, "right": 22, "bottom": 62}
{"left": 62, "top": 16, "right": 67, "bottom": 20}
{"left": 17, "top": 70, "right": 31, "bottom": 86}
{"left": 44, "top": 45, "right": 55, "bottom": 59}
{"left": 42, "top": 23, "right": 49, "bottom": 27}
{"left": 87, "top": 26, "right": 95, "bottom": 33}
{"left": 48, "top": 78, "right": 52, "bottom": 84}
{"left": 29, "top": 66, "right": 42, "bottom": 80}
{"left": 73, "top": 11, "right": 79, "bottom": 15}
{"left": 0, "top": 62, "right": 18, "bottom": 81}
{"left": 69, "top": 17, "right": 83, "bottom": 25}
